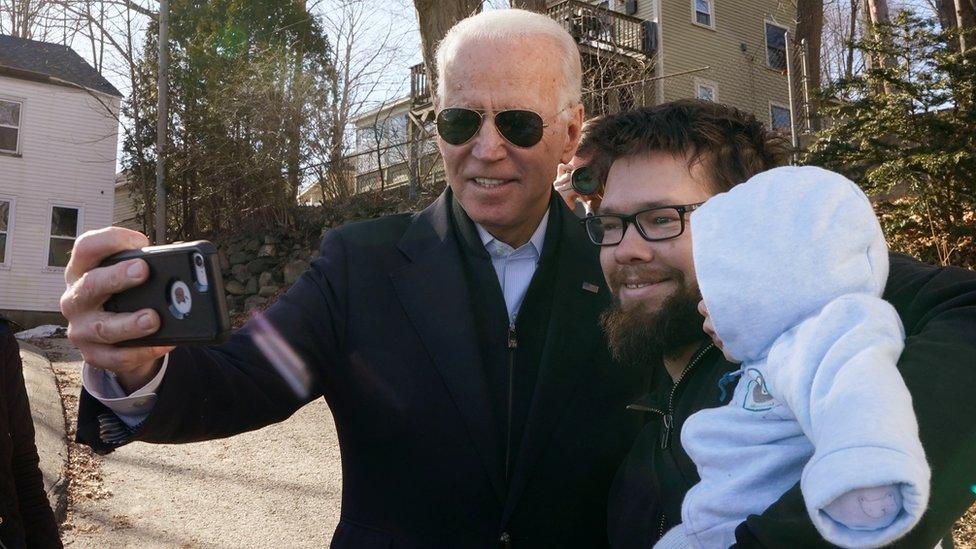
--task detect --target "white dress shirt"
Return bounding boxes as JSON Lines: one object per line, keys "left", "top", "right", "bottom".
{"left": 83, "top": 211, "right": 550, "bottom": 428}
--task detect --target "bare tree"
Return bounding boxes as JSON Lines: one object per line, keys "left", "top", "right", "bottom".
{"left": 937, "top": 0, "right": 975, "bottom": 52}
{"left": 311, "top": 0, "right": 412, "bottom": 202}
{"left": 795, "top": 0, "right": 824, "bottom": 127}
{"left": 820, "top": 0, "right": 864, "bottom": 84}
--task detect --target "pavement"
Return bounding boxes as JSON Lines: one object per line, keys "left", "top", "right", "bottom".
{"left": 20, "top": 336, "right": 343, "bottom": 548}
{"left": 19, "top": 340, "right": 70, "bottom": 522}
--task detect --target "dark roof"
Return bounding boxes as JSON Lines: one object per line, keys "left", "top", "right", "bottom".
{"left": 0, "top": 34, "right": 122, "bottom": 97}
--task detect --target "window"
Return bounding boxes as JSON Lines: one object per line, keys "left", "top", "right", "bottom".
{"left": 766, "top": 22, "right": 788, "bottom": 71}
{"left": 0, "top": 199, "right": 11, "bottom": 265}
{"left": 47, "top": 206, "right": 81, "bottom": 268}
{"left": 770, "top": 103, "right": 792, "bottom": 133}
{"left": 694, "top": 79, "right": 718, "bottom": 102}
{"left": 694, "top": 0, "right": 713, "bottom": 27}
{"left": 0, "top": 99, "right": 22, "bottom": 154}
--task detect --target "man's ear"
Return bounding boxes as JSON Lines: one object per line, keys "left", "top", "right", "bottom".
{"left": 561, "top": 103, "right": 585, "bottom": 163}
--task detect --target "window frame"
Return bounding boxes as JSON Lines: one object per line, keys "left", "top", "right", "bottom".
{"left": 0, "top": 196, "right": 15, "bottom": 269}
{"left": 693, "top": 78, "right": 719, "bottom": 102}
{"left": 764, "top": 20, "right": 790, "bottom": 71}
{"left": 769, "top": 101, "right": 793, "bottom": 134}
{"left": 691, "top": 0, "right": 715, "bottom": 30}
{"left": 0, "top": 97, "right": 24, "bottom": 156}
{"left": 43, "top": 202, "right": 84, "bottom": 271}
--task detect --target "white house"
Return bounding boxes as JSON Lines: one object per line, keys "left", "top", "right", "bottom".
{"left": 351, "top": 98, "right": 443, "bottom": 193}
{"left": 0, "top": 34, "right": 122, "bottom": 327}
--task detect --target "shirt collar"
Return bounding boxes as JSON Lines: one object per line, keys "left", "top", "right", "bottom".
{"left": 475, "top": 210, "right": 550, "bottom": 255}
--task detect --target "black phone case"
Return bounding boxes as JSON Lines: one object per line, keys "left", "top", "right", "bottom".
{"left": 102, "top": 241, "right": 231, "bottom": 346}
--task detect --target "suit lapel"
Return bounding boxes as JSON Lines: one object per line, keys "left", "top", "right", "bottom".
{"left": 389, "top": 190, "right": 506, "bottom": 503}
{"left": 501, "top": 199, "right": 610, "bottom": 524}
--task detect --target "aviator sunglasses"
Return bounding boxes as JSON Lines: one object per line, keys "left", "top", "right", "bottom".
{"left": 437, "top": 107, "right": 553, "bottom": 148}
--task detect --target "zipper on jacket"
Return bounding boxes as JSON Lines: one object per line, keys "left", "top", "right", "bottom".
{"left": 660, "top": 343, "right": 715, "bottom": 450}
{"left": 658, "top": 512, "right": 667, "bottom": 541}
{"left": 505, "top": 323, "right": 518, "bottom": 482}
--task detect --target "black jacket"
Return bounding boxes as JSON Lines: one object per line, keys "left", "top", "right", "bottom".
{"left": 608, "top": 253, "right": 976, "bottom": 548}
{"left": 0, "top": 320, "right": 62, "bottom": 549}
{"left": 77, "top": 191, "right": 647, "bottom": 548}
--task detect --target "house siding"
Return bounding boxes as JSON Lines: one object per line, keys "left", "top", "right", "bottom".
{"left": 0, "top": 75, "right": 119, "bottom": 312}
{"left": 658, "top": 0, "right": 794, "bottom": 125}
{"left": 113, "top": 183, "right": 141, "bottom": 231}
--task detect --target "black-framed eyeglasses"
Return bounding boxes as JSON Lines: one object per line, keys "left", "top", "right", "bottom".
{"left": 437, "top": 107, "right": 554, "bottom": 148}
{"left": 581, "top": 203, "right": 704, "bottom": 246}
{"left": 570, "top": 165, "right": 600, "bottom": 196}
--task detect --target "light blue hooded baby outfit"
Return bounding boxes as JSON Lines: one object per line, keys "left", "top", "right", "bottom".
{"left": 657, "top": 166, "right": 930, "bottom": 549}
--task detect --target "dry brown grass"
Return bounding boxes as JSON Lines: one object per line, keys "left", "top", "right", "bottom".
{"left": 954, "top": 503, "right": 976, "bottom": 548}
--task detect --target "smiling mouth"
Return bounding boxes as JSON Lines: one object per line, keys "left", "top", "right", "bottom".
{"left": 623, "top": 279, "right": 669, "bottom": 290}
{"left": 472, "top": 177, "right": 513, "bottom": 188}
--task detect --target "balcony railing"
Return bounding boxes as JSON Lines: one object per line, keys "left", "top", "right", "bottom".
{"left": 547, "top": 0, "right": 652, "bottom": 58}
{"left": 411, "top": 63, "right": 431, "bottom": 106}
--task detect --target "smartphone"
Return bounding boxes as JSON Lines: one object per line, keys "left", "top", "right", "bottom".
{"left": 101, "top": 240, "right": 231, "bottom": 347}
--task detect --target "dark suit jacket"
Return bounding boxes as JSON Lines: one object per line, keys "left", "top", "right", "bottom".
{"left": 77, "top": 190, "right": 646, "bottom": 548}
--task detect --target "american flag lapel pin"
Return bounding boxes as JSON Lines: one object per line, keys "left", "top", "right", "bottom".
{"left": 582, "top": 282, "right": 600, "bottom": 294}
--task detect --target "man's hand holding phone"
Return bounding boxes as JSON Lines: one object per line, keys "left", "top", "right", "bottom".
{"left": 60, "top": 227, "right": 173, "bottom": 393}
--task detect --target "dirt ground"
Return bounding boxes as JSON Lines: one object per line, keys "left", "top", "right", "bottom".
{"left": 29, "top": 336, "right": 976, "bottom": 548}
{"left": 32, "top": 337, "right": 342, "bottom": 548}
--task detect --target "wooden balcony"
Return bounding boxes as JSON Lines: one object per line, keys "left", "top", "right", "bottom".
{"left": 547, "top": 0, "right": 654, "bottom": 59}
{"left": 409, "top": 2, "right": 655, "bottom": 106}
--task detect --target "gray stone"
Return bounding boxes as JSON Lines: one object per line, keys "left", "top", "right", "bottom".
{"left": 259, "top": 285, "right": 279, "bottom": 297}
{"left": 246, "top": 257, "right": 276, "bottom": 275}
{"left": 225, "top": 280, "right": 246, "bottom": 296}
{"left": 258, "top": 244, "right": 276, "bottom": 258}
{"left": 231, "top": 263, "right": 249, "bottom": 283}
{"left": 227, "top": 240, "right": 244, "bottom": 254}
{"left": 229, "top": 251, "right": 249, "bottom": 266}
{"left": 218, "top": 249, "right": 230, "bottom": 271}
{"left": 243, "top": 295, "right": 267, "bottom": 311}
{"left": 264, "top": 234, "right": 279, "bottom": 244}
{"left": 245, "top": 277, "right": 258, "bottom": 295}
{"left": 284, "top": 259, "right": 310, "bottom": 284}
{"left": 259, "top": 271, "right": 274, "bottom": 287}
{"left": 245, "top": 238, "right": 261, "bottom": 252}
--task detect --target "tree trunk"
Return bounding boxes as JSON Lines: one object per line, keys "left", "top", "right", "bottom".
{"left": 845, "top": 0, "right": 859, "bottom": 80}
{"left": 864, "top": 0, "right": 894, "bottom": 93}
{"left": 510, "top": 0, "right": 547, "bottom": 12}
{"left": 413, "top": 0, "right": 483, "bottom": 96}
{"left": 795, "top": 0, "right": 823, "bottom": 129}
{"left": 953, "top": 0, "right": 976, "bottom": 55}
{"left": 936, "top": 0, "right": 975, "bottom": 54}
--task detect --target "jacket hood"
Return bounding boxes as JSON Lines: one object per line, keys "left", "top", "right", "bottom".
{"left": 691, "top": 166, "right": 888, "bottom": 363}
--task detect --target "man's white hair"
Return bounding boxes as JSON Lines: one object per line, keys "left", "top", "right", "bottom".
{"left": 435, "top": 9, "right": 583, "bottom": 110}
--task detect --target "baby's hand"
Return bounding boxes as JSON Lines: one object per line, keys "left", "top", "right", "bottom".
{"left": 823, "top": 485, "right": 903, "bottom": 531}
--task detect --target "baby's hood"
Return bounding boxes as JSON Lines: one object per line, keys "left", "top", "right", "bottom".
{"left": 691, "top": 166, "right": 888, "bottom": 363}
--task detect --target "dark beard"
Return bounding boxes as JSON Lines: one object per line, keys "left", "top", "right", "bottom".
{"left": 600, "top": 282, "right": 705, "bottom": 370}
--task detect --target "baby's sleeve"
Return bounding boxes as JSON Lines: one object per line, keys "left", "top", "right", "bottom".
{"left": 767, "top": 294, "right": 929, "bottom": 548}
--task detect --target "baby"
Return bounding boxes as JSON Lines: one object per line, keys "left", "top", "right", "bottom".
{"left": 655, "top": 166, "right": 930, "bottom": 549}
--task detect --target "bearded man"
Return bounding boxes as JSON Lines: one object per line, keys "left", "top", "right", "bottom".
{"left": 583, "top": 100, "right": 976, "bottom": 548}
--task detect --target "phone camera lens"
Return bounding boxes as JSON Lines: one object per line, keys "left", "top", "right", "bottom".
{"left": 194, "top": 255, "right": 204, "bottom": 267}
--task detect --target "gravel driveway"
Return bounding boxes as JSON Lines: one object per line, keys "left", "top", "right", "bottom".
{"left": 36, "top": 338, "right": 342, "bottom": 548}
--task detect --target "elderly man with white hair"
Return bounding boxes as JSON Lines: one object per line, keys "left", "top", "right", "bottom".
{"left": 64, "top": 9, "right": 646, "bottom": 548}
